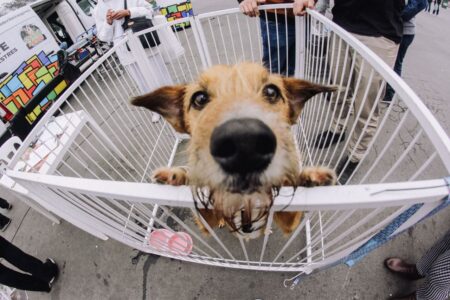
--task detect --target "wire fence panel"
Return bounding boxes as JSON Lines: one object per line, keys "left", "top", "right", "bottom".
{"left": 4, "top": 5, "right": 450, "bottom": 274}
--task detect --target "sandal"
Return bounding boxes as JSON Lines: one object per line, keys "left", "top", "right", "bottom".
{"left": 384, "top": 257, "right": 424, "bottom": 281}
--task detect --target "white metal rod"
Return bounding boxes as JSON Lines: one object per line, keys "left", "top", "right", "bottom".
{"left": 409, "top": 152, "right": 437, "bottom": 182}
{"left": 360, "top": 110, "right": 411, "bottom": 183}
{"left": 217, "top": 16, "right": 230, "bottom": 65}
{"left": 345, "top": 94, "right": 400, "bottom": 183}
{"left": 190, "top": 208, "right": 236, "bottom": 260}
{"left": 238, "top": 236, "right": 250, "bottom": 264}
{"left": 259, "top": 209, "right": 274, "bottom": 263}
{"left": 307, "top": 10, "right": 450, "bottom": 171}
{"left": 326, "top": 56, "right": 366, "bottom": 168}
{"left": 380, "top": 130, "right": 424, "bottom": 183}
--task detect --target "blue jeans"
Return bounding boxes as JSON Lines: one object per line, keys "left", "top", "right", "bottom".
{"left": 384, "top": 34, "right": 415, "bottom": 101}
{"left": 260, "top": 15, "right": 296, "bottom": 76}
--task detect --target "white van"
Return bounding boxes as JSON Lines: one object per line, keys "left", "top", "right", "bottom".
{"left": 31, "top": 0, "right": 96, "bottom": 48}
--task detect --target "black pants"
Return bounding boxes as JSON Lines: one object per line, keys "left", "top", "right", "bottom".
{"left": 0, "top": 198, "right": 10, "bottom": 227}
{"left": 384, "top": 34, "right": 415, "bottom": 101}
{"left": 0, "top": 236, "right": 52, "bottom": 292}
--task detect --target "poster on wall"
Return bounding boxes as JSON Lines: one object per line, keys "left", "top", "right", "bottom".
{"left": 158, "top": 0, "right": 193, "bottom": 29}
{"left": 0, "top": 6, "right": 67, "bottom": 124}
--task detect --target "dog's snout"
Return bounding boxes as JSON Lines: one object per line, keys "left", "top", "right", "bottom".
{"left": 210, "top": 118, "right": 276, "bottom": 175}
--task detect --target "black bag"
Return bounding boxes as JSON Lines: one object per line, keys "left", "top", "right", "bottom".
{"left": 122, "top": 0, "right": 161, "bottom": 48}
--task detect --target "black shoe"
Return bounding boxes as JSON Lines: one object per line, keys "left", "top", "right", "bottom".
{"left": 0, "top": 198, "right": 12, "bottom": 210}
{"left": 315, "top": 131, "right": 345, "bottom": 149}
{"left": 44, "top": 258, "right": 59, "bottom": 287}
{"left": 390, "top": 291, "right": 416, "bottom": 300}
{"left": 0, "top": 217, "right": 11, "bottom": 231}
{"left": 382, "top": 95, "right": 393, "bottom": 104}
{"left": 336, "top": 156, "right": 359, "bottom": 184}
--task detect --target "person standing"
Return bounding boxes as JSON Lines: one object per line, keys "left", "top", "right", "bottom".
{"left": 427, "top": 0, "right": 433, "bottom": 11}
{"left": 0, "top": 197, "right": 12, "bottom": 231}
{"left": 384, "top": 0, "right": 428, "bottom": 103}
{"left": 238, "top": 0, "right": 315, "bottom": 76}
{"left": 384, "top": 229, "right": 450, "bottom": 299}
{"left": 94, "top": 0, "right": 171, "bottom": 122}
{"left": 303, "top": 0, "right": 403, "bottom": 184}
{"left": 0, "top": 236, "right": 59, "bottom": 293}
{"left": 433, "top": 0, "right": 443, "bottom": 14}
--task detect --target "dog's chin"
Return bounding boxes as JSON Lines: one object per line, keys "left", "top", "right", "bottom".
{"left": 225, "top": 173, "right": 264, "bottom": 194}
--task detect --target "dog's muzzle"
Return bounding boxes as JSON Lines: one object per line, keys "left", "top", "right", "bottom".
{"left": 210, "top": 118, "right": 276, "bottom": 175}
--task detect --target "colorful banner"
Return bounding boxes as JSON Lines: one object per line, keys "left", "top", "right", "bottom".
{"left": 160, "top": 1, "right": 193, "bottom": 29}
{"left": 0, "top": 51, "right": 67, "bottom": 123}
{"left": 0, "top": 6, "right": 67, "bottom": 124}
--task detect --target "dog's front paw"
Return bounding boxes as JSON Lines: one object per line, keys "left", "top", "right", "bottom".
{"left": 218, "top": 219, "right": 226, "bottom": 228}
{"left": 298, "top": 167, "right": 336, "bottom": 187}
{"left": 151, "top": 167, "right": 188, "bottom": 186}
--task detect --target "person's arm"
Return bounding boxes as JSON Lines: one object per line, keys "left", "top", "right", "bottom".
{"left": 94, "top": 6, "right": 115, "bottom": 42}
{"left": 128, "top": 0, "right": 154, "bottom": 19}
{"left": 402, "top": 0, "right": 427, "bottom": 22}
{"left": 238, "top": 0, "right": 316, "bottom": 17}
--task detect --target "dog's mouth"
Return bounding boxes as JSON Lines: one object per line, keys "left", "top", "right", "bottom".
{"left": 225, "top": 173, "right": 263, "bottom": 194}
{"left": 228, "top": 208, "right": 269, "bottom": 234}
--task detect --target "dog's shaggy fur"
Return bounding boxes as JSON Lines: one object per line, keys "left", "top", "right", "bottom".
{"left": 132, "top": 63, "right": 336, "bottom": 239}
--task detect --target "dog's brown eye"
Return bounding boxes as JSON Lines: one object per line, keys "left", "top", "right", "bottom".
{"left": 191, "top": 91, "right": 209, "bottom": 110}
{"left": 263, "top": 84, "right": 281, "bottom": 104}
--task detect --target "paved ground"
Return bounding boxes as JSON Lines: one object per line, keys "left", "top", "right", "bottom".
{"left": 2, "top": 2, "right": 450, "bottom": 300}
{"left": 191, "top": 0, "right": 237, "bottom": 14}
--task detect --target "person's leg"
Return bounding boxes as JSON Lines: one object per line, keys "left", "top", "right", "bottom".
{"left": 393, "top": 34, "right": 415, "bottom": 77}
{"left": 417, "top": 229, "right": 450, "bottom": 276}
{"left": 334, "top": 35, "right": 398, "bottom": 183}
{"left": 416, "top": 250, "right": 450, "bottom": 300}
{"left": 384, "top": 34, "right": 415, "bottom": 101}
{"left": 260, "top": 16, "right": 282, "bottom": 75}
{"left": 273, "top": 15, "right": 289, "bottom": 76}
{"left": 315, "top": 31, "right": 354, "bottom": 149}
{"left": 287, "top": 18, "right": 296, "bottom": 77}
{"left": 0, "top": 264, "right": 50, "bottom": 292}
{"left": 0, "top": 236, "right": 56, "bottom": 283}
{"left": 347, "top": 35, "right": 398, "bottom": 163}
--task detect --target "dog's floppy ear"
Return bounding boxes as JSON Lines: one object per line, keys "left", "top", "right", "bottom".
{"left": 283, "top": 78, "right": 337, "bottom": 124}
{"left": 131, "top": 85, "right": 188, "bottom": 133}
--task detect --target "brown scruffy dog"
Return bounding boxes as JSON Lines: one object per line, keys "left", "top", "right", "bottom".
{"left": 132, "top": 62, "right": 336, "bottom": 240}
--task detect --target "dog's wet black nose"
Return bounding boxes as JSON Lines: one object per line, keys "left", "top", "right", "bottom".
{"left": 210, "top": 118, "right": 276, "bottom": 175}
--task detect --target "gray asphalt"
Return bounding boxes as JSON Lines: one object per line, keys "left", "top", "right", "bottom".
{"left": 2, "top": 2, "right": 450, "bottom": 300}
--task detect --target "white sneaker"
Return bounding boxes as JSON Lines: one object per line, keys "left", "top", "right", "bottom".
{"left": 151, "top": 113, "right": 161, "bottom": 123}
